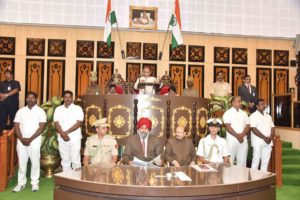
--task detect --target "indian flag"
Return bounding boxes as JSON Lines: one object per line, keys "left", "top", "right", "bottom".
{"left": 103, "top": 0, "right": 117, "bottom": 47}
{"left": 169, "top": 0, "right": 183, "bottom": 49}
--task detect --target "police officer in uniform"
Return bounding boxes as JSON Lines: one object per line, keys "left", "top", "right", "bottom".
{"left": 83, "top": 118, "right": 118, "bottom": 166}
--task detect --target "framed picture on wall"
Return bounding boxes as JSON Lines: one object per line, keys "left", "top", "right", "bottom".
{"left": 129, "top": 6, "right": 158, "bottom": 30}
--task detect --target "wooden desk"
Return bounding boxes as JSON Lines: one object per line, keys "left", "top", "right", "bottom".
{"left": 54, "top": 163, "right": 276, "bottom": 200}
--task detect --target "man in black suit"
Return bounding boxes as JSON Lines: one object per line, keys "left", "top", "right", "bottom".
{"left": 238, "top": 75, "right": 258, "bottom": 113}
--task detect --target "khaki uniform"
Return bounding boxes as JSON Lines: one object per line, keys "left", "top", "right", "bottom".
{"left": 182, "top": 88, "right": 199, "bottom": 97}
{"left": 210, "top": 81, "right": 231, "bottom": 97}
{"left": 163, "top": 137, "right": 196, "bottom": 166}
{"left": 85, "top": 85, "right": 102, "bottom": 95}
{"left": 84, "top": 134, "right": 118, "bottom": 165}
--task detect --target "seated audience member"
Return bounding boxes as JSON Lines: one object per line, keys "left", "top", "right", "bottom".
{"left": 197, "top": 118, "right": 230, "bottom": 164}
{"left": 122, "top": 117, "right": 163, "bottom": 166}
{"left": 83, "top": 118, "right": 118, "bottom": 166}
{"left": 163, "top": 126, "right": 196, "bottom": 167}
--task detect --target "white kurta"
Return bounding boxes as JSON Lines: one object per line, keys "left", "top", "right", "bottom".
{"left": 250, "top": 110, "right": 274, "bottom": 172}
{"left": 54, "top": 103, "right": 84, "bottom": 171}
{"left": 223, "top": 107, "right": 249, "bottom": 167}
{"left": 134, "top": 76, "right": 157, "bottom": 95}
{"left": 14, "top": 105, "right": 46, "bottom": 186}
{"left": 196, "top": 134, "right": 230, "bottom": 163}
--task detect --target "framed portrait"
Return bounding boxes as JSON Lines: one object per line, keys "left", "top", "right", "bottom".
{"left": 129, "top": 6, "right": 158, "bottom": 30}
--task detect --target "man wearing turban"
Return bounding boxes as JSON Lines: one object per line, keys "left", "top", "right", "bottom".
{"left": 122, "top": 117, "right": 163, "bottom": 166}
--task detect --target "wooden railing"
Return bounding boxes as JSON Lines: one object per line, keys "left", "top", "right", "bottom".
{"left": 0, "top": 129, "right": 15, "bottom": 192}
{"left": 268, "top": 135, "right": 282, "bottom": 187}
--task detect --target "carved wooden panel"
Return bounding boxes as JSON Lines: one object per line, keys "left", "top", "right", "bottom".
{"left": 126, "top": 63, "right": 141, "bottom": 83}
{"left": 97, "top": 61, "right": 114, "bottom": 94}
{"left": 143, "top": 43, "right": 158, "bottom": 60}
{"left": 0, "top": 37, "right": 15, "bottom": 55}
{"left": 232, "top": 67, "right": 248, "bottom": 96}
{"left": 274, "top": 69, "right": 289, "bottom": 95}
{"left": 76, "top": 40, "right": 94, "bottom": 58}
{"left": 214, "top": 47, "right": 230, "bottom": 64}
{"left": 214, "top": 66, "right": 230, "bottom": 83}
{"left": 76, "top": 61, "right": 93, "bottom": 96}
{"left": 274, "top": 50, "right": 289, "bottom": 67}
{"left": 126, "top": 42, "right": 141, "bottom": 59}
{"left": 26, "top": 38, "right": 45, "bottom": 56}
{"left": 256, "top": 68, "right": 271, "bottom": 107}
{"left": 170, "top": 64, "right": 185, "bottom": 95}
{"left": 188, "top": 45, "right": 205, "bottom": 62}
{"left": 169, "top": 45, "right": 186, "bottom": 62}
{"left": 25, "top": 59, "right": 44, "bottom": 104}
{"left": 48, "top": 39, "right": 66, "bottom": 57}
{"left": 0, "top": 58, "right": 14, "bottom": 82}
{"left": 188, "top": 65, "right": 204, "bottom": 97}
{"left": 142, "top": 63, "right": 157, "bottom": 77}
{"left": 256, "top": 49, "right": 272, "bottom": 66}
{"left": 232, "top": 48, "right": 247, "bottom": 65}
{"left": 47, "top": 60, "right": 65, "bottom": 100}
{"left": 97, "top": 41, "right": 114, "bottom": 58}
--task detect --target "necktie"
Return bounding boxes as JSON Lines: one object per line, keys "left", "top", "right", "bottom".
{"left": 141, "top": 139, "right": 145, "bottom": 154}
{"left": 247, "top": 84, "right": 251, "bottom": 93}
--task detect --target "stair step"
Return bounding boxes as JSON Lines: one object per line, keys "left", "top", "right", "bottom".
{"left": 282, "top": 141, "right": 293, "bottom": 148}
{"left": 282, "top": 156, "right": 300, "bottom": 164}
{"left": 283, "top": 174, "right": 300, "bottom": 186}
{"left": 282, "top": 148, "right": 300, "bottom": 156}
{"left": 282, "top": 164, "right": 300, "bottom": 174}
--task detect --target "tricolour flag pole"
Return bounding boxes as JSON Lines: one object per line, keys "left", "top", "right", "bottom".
{"left": 103, "top": 0, "right": 125, "bottom": 59}
{"left": 159, "top": 0, "right": 183, "bottom": 60}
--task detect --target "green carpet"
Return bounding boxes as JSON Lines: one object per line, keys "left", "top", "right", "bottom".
{"left": 282, "top": 141, "right": 300, "bottom": 186}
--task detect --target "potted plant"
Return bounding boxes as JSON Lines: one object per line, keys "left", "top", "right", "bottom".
{"left": 40, "top": 96, "right": 63, "bottom": 178}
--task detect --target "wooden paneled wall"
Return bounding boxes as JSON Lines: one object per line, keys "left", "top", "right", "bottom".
{"left": 0, "top": 24, "right": 297, "bottom": 107}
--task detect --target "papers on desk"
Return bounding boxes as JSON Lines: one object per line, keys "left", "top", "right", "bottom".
{"left": 132, "top": 157, "right": 149, "bottom": 166}
{"left": 174, "top": 171, "right": 192, "bottom": 181}
{"left": 191, "top": 164, "right": 218, "bottom": 172}
{"left": 132, "top": 155, "right": 162, "bottom": 167}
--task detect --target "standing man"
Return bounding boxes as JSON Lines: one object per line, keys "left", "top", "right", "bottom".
{"left": 134, "top": 66, "right": 158, "bottom": 95}
{"left": 163, "top": 126, "right": 196, "bottom": 167}
{"left": 197, "top": 118, "right": 230, "bottom": 164}
{"left": 210, "top": 71, "right": 232, "bottom": 98}
{"left": 183, "top": 77, "right": 199, "bottom": 97}
{"left": 238, "top": 75, "right": 258, "bottom": 112}
{"left": 223, "top": 96, "right": 250, "bottom": 167}
{"left": 250, "top": 99, "right": 275, "bottom": 172}
{"left": 83, "top": 118, "right": 118, "bottom": 166}
{"left": 0, "top": 70, "right": 21, "bottom": 133}
{"left": 54, "top": 90, "right": 84, "bottom": 171}
{"left": 12, "top": 92, "right": 46, "bottom": 192}
{"left": 122, "top": 117, "right": 163, "bottom": 166}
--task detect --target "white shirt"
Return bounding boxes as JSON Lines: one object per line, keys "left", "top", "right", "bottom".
{"left": 223, "top": 107, "right": 250, "bottom": 141}
{"left": 54, "top": 103, "right": 84, "bottom": 140}
{"left": 197, "top": 134, "right": 230, "bottom": 163}
{"left": 14, "top": 105, "right": 46, "bottom": 139}
{"left": 250, "top": 110, "right": 275, "bottom": 146}
{"left": 134, "top": 76, "right": 157, "bottom": 95}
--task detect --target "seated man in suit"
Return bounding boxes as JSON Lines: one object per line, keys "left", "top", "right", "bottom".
{"left": 122, "top": 117, "right": 163, "bottom": 166}
{"left": 238, "top": 75, "right": 258, "bottom": 112}
{"left": 163, "top": 126, "right": 196, "bottom": 167}
{"left": 197, "top": 118, "right": 230, "bottom": 164}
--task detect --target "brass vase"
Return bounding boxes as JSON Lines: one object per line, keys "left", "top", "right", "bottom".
{"left": 40, "top": 154, "right": 61, "bottom": 178}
